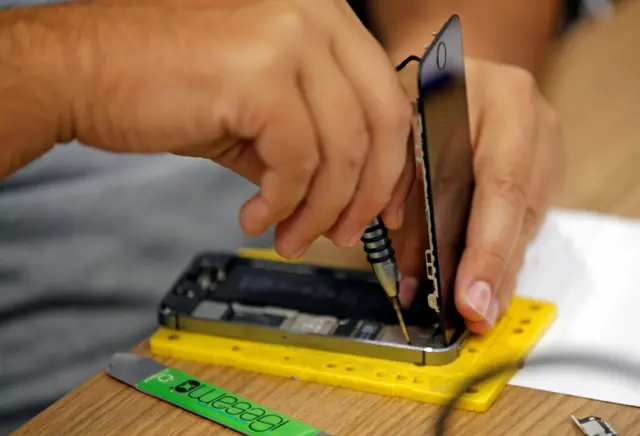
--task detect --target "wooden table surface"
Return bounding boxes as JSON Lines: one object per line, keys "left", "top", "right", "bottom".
{"left": 15, "top": 2, "right": 640, "bottom": 435}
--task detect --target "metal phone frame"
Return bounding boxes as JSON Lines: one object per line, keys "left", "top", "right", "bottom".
{"left": 159, "top": 308, "right": 467, "bottom": 366}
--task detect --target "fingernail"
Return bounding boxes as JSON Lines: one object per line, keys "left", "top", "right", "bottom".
{"left": 288, "top": 245, "right": 308, "bottom": 260}
{"left": 347, "top": 227, "right": 366, "bottom": 247}
{"left": 464, "top": 281, "right": 492, "bottom": 318}
{"left": 484, "top": 299, "right": 499, "bottom": 326}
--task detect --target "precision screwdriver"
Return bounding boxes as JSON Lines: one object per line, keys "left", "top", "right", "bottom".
{"left": 361, "top": 217, "right": 412, "bottom": 345}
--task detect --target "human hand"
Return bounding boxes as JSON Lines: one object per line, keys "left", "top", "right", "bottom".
{"left": 47, "top": 0, "right": 413, "bottom": 258}
{"left": 393, "top": 58, "right": 564, "bottom": 334}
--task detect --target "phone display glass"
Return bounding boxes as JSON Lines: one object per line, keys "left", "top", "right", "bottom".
{"left": 416, "top": 15, "right": 475, "bottom": 344}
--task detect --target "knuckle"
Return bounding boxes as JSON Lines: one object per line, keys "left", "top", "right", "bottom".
{"left": 275, "top": 10, "right": 306, "bottom": 41}
{"left": 490, "top": 174, "right": 529, "bottom": 208}
{"left": 296, "top": 149, "right": 320, "bottom": 179}
{"left": 281, "top": 145, "right": 319, "bottom": 186}
{"left": 258, "top": 3, "right": 308, "bottom": 63}
{"left": 374, "top": 97, "right": 413, "bottom": 139}
{"left": 266, "top": 1, "right": 310, "bottom": 44}
{"left": 477, "top": 246, "right": 510, "bottom": 275}
{"left": 340, "top": 126, "right": 370, "bottom": 171}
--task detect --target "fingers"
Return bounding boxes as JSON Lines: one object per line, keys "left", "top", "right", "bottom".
{"left": 318, "top": 2, "right": 412, "bottom": 244}
{"left": 495, "top": 207, "right": 540, "bottom": 313}
{"left": 454, "top": 64, "right": 564, "bottom": 335}
{"left": 237, "top": 82, "right": 319, "bottom": 237}
{"left": 494, "top": 101, "right": 563, "bottom": 315}
{"left": 228, "top": 1, "right": 411, "bottom": 257}
{"left": 466, "top": 204, "right": 542, "bottom": 334}
{"left": 454, "top": 78, "right": 537, "bottom": 330}
{"left": 379, "top": 136, "right": 416, "bottom": 228}
{"left": 273, "top": 42, "right": 370, "bottom": 258}
{"left": 380, "top": 68, "right": 420, "bottom": 229}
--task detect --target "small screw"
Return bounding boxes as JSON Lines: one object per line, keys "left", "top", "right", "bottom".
{"left": 161, "top": 307, "right": 172, "bottom": 315}
{"left": 198, "top": 274, "right": 211, "bottom": 290}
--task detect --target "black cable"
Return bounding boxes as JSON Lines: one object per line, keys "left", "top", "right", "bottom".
{"left": 434, "top": 351, "right": 640, "bottom": 435}
{"left": 396, "top": 55, "right": 422, "bottom": 72}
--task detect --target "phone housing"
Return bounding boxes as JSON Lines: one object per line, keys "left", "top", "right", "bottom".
{"left": 158, "top": 252, "right": 466, "bottom": 365}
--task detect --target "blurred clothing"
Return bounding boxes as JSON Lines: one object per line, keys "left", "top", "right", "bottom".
{"left": 0, "top": 1, "right": 269, "bottom": 433}
{"left": 0, "top": 143, "right": 274, "bottom": 434}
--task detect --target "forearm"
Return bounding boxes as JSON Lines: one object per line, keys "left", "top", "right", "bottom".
{"left": 365, "top": 0, "right": 562, "bottom": 74}
{"left": 0, "top": 5, "right": 73, "bottom": 180}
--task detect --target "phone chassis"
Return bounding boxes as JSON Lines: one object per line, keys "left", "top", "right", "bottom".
{"left": 158, "top": 253, "right": 467, "bottom": 366}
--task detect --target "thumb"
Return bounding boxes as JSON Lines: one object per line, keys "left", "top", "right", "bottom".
{"left": 454, "top": 137, "right": 532, "bottom": 334}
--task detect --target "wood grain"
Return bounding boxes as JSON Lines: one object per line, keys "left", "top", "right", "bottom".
{"left": 15, "top": 2, "right": 640, "bottom": 435}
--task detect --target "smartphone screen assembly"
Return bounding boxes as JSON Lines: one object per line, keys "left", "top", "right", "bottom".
{"left": 415, "top": 15, "right": 475, "bottom": 345}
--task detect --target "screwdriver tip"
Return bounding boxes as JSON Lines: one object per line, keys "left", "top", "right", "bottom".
{"left": 391, "top": 296, "right": 412, "bottom": 345}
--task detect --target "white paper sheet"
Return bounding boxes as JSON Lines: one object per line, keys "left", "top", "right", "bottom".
{"left": 508, "top": 208, "right": 640, "bottom": 407}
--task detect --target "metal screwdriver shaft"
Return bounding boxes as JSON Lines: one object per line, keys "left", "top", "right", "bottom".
{"left": 361, "top": 217, "right": 412, "bottom": 345}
